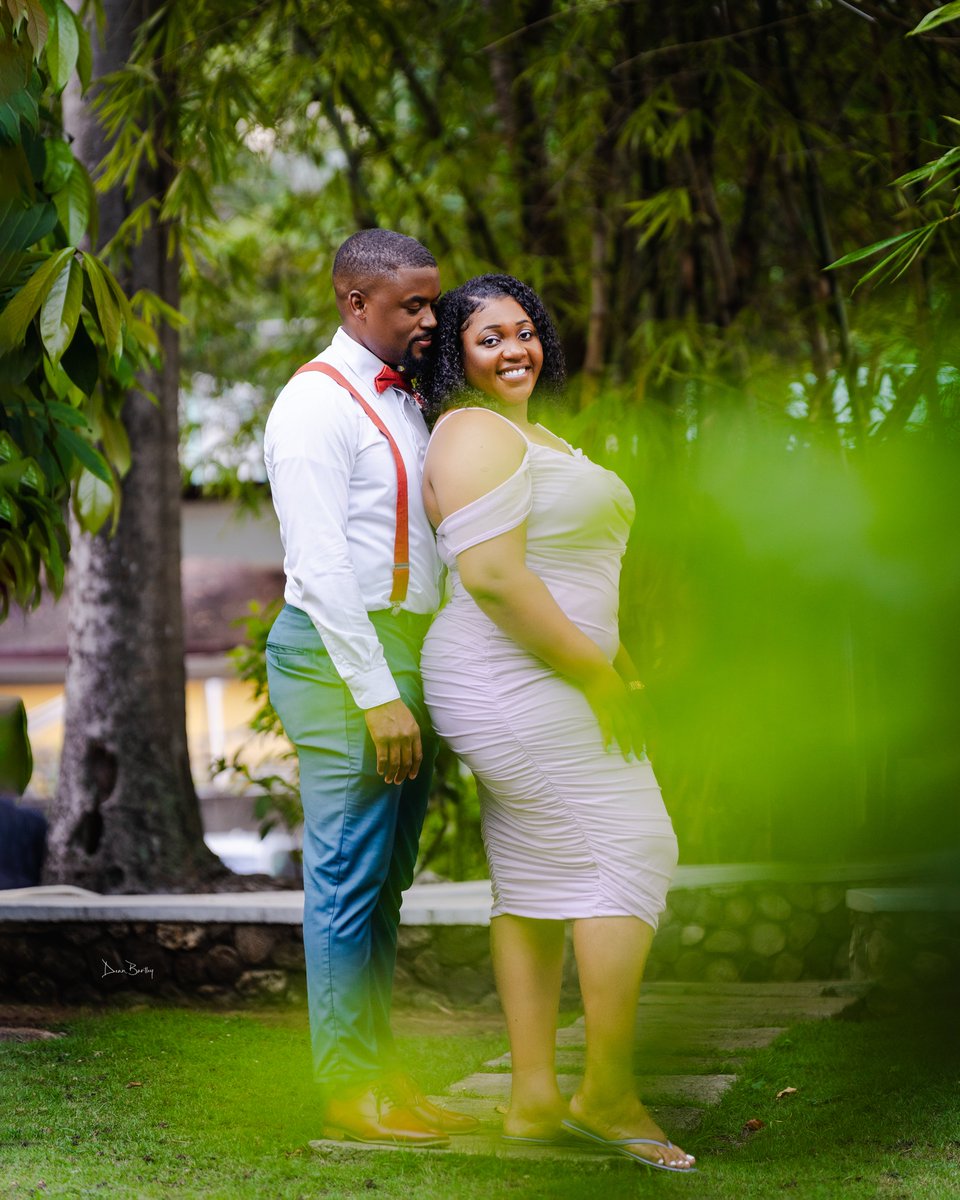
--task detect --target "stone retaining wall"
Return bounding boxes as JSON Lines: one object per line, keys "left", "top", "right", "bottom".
{"left": 0, "top": 921, "right": 309, "bottom": 1006}
{"left": 849, "top": 910, "right": 960, "bottom": 993}
{"left": 0, "top": 878, "right": 861, "bottom": 1006}
{"left": 645, "top": 881, "right": 852, "bottom": 984}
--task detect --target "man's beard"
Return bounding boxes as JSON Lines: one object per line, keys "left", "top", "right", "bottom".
{"left": 397, "top": 341, "right": 426, "bottom": 385}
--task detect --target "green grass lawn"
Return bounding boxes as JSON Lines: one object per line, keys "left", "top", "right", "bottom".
{"left": 1, "top": 994, "right": 957, "bottom": 1199}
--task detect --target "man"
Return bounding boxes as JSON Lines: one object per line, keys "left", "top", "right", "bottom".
{"left": 263, "top": 230, "right": 477, "bottom": 1146}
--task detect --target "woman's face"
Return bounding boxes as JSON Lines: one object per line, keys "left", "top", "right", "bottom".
{"left": 460, "top": 295, "right": 543, "bottom": 407}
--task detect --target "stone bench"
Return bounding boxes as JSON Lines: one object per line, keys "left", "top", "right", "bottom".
{"left": 847, "top": 886, "right": 960, "bottom": 993}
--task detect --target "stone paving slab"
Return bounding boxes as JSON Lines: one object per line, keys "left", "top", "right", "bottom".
{"left": 485, "top": 1049, "right": 745, "bottom": 1073}
{"left": 308, "top": 1134, "right": 619, "bottom": 1162}
{"left": 635, "top": 980, "right": 864, "bottom": 996}
{"left": 635, "top": 995, "right": 855, "bottom": 1019}
{"left": 450, "top": 1070, "right": 736, "bottom": 1107}
{"left": 557, "top": 1022, "right": 787, "bottom": 1049}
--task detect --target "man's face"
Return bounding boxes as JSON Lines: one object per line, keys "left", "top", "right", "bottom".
{"left": 351, "top": 266, "right": 440, "bottom": 369}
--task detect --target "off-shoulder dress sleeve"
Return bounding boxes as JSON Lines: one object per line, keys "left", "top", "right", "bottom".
{"left": 435, "top": 453, "right": 532, "bottom": 557}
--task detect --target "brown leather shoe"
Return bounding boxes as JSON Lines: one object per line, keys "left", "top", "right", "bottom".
{"left": 388, "top": 1073, "right": 481, "bottom": 1135}
{"left": 323, "top": 1082, "right": 449, "bottom": 1147}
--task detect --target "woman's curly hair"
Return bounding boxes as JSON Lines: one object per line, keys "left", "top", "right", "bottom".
{"left": 418, "top": 274, "right": 566, "bottom": 420}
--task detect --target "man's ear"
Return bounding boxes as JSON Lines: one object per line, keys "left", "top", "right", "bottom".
{"left": 347, "top": 289, "right": 366, "bottom": 319}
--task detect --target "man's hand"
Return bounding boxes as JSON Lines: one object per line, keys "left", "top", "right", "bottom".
{"left": 364, "top": 699, "right": 423, "bottom": 784}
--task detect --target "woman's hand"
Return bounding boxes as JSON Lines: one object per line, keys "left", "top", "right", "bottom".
{"left": 582, "top": 665, "right": 646, "bottom": 761}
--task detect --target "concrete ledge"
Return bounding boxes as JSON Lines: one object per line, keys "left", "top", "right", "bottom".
{"left": 1, "top": 860, "right": 944, "bottom": 926}
{"left": 846, "top": 887, "right": 960, "bottom": 914}
{"left": 0, "top": 880, "right": 495, "bottom": 926}
{"left": 0, "top": 885, "right": 306, "bottom": 924}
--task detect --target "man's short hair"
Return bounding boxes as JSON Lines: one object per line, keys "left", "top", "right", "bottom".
{"left": 333, "top": 229, "right": 436, "bottom": 299}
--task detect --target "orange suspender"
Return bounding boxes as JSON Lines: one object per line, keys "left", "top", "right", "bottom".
{"left": 292, "top": 362, "right": 410, "bottom": 606}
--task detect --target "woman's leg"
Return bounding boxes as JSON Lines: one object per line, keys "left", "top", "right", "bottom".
{"left": 490, "top": 914, "right": 567, "bottom": 1138}
{"left": 570, "top": 915, "right": 695, "bottom": 1170}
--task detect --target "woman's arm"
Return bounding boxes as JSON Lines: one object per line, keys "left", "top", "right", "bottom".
{"left": 457, "top": 529, "right": 642, "bottom": 758}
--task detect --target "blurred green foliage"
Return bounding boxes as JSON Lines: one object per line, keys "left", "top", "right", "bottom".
{"left": 551, "top": 376, "right": 960, "bottom": 864}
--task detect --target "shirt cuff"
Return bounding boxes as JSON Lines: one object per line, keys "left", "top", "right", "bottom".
{"left": 347, "top": 663, "right": 402, "bottom": 711}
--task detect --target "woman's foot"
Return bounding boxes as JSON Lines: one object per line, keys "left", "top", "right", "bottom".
{"left": 502, "top": 1098, "right": 569, "bottom": 1142}
{"left": 567, "top": 1092, "right": 696, "bottom": 1170}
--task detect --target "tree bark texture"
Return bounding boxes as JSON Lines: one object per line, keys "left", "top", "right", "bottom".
{"left": 44, "top": 0, "right": 225, "bottom": 893}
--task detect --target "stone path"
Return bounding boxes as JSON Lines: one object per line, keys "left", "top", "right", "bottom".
{"left": 310, "top": 979, "right": 866, "bottom": 1161}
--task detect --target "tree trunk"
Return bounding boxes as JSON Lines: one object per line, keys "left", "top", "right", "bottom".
{"left": 44, "top": 0, "right": 225, "bottom": 893}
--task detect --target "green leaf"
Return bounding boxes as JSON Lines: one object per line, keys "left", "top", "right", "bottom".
{"left": 18, "top": 456, "right": 45, "bottom": 494}
{"left": 7, "top": 0, "right": 49, "bottom": 58}
{"left": 73, "top": 464, "right": 115, "bottom": 534}
{"left": 0, "top": 432, "right": 21, "bottom": 462}
{"left": 0, "top": 340, "right": 37, "bottom": 386}
{"left": 99, "top": 259, "right": 135, "bottom": 327}
{"left": 826, "top": 227, "right": 926, "bottom": 270}
{"left": 39, "top": 253, "right": 81, "bottom": 361}
{"left": 0, "top": 144, "right": 36, "bottom": 202}
{"left": 894, "top": 146, "right": 960, "bottom": 190}
{"left": 40, "top": 399, "right": 88, "bottom": 429}
{"left": 0, "top": 30, "right": 37, "bottom": 141}
{"left": 0, "top": 460, "right": 29, "bottom": 490}
{"left": 59, "top": 315, "right": 98, "bottom": 393}
{"left": 45, "top": 0, "right": 79, "bottom": 92}
{"left": 0, "top": 75, "right": 39, "bottom": 136}
{"left": 81, "top": 251, "right": 123, "bottom": 360}
{"left": 908, "top": 2, "right": 960, "bottom": 36}
{"left": 52, "top": 161, "right": 91, "bottom": 245}
{"left": 99, "top": 407, "right": 131, "bottom": 477}
{"left": 0, "top": 493, "right": 23, "bottom": 529}
{"left": 20, "top": 120, "right": 44, "bottom": 185}
{"left": 849, "top": 230, "right": 929, "bottom": 292}
{"left": 0, "top": 103, "right": 21, "bottom": 143}
{"left": 0, "top": 199, "right": 57, "bottom": 284}
{"left": 56, "top": 425, "right": 111, "bottom": 482}
{"left": 42, "top": 136, "right": 73, "bottom": 192}
{"left": 38, "top": 517, "right": 65, "bottom": 593}
{"left": 0, "top": 21, "right": 35, "bottom": 101}
{"left": 75, "top": 11, "right": 92, "bottom": 89}
{"left": 0, "top": 245, "right": 73, "bottom": 352}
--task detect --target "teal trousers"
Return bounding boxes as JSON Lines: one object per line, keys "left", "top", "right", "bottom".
{"left": 266, "top": 604, "right": 436, "bottom": 1093}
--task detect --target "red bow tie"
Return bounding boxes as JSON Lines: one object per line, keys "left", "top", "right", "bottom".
{"left": 374, "top": 365, "right": 414, "bottom": 394}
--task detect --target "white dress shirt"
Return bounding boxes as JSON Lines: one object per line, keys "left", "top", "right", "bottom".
{"left": 264, "top": 327, "right": 442, "bottom": 709}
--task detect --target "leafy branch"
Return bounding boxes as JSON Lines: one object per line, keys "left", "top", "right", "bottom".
{"left": 0, "top": 0, "right": 154, "bottom": 614}
{"left": 827, "top": 4, "right": 960, "bottom": 290}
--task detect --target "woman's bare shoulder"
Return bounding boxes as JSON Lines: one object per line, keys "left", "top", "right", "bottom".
{"left": 426, "top": 408, "right": 527, "bottom": 502}
{"left": 429, "top": 408, "right": 526, "bottom": 466}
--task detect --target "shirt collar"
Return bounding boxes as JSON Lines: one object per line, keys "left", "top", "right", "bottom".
{"left": 332, "top": 327, "right": 389, "bottom": 389}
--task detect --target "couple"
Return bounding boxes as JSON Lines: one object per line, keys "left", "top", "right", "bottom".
{"left": 263, "top": 230, "right": 693, "bottom": 1173}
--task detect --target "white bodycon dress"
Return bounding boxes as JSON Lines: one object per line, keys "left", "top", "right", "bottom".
{"left": 421, "top": 409, "right": 678, "bottom": 928}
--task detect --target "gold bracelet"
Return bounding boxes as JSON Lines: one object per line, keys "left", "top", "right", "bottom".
{"left": 627, "top": 679, "right": 646, "bottom": 692}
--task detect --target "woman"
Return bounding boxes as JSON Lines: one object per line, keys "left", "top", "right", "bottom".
{"left": 418, "top": 275, "right": 695, "bottom": 1172}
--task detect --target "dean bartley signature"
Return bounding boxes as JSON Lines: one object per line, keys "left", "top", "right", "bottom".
{"left": 101, "top": 958, "right": 154, "bottom": 980}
